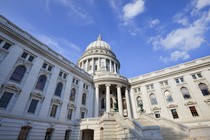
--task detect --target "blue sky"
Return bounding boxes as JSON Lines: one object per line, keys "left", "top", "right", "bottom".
{"left": 1, "top": 0, "right": 210, "bottom": 78}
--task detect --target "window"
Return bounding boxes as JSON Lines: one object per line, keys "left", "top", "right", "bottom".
{"left": 50, "top": 104, "right": 58, "bottom": 117}
{"left": 136, "top": 96, "right": 142, "bottom": 107}
{"left": 42, "top": 62, "right": 53, "bottom": 72}
{"left": 82, "top": 93, "right": 86, "bottom": 105}
{"left": 154, "top": 111, "right": 161, "bottom": 118}
{"left": 10, "top": 65, "right": 26, "bottom": 83}
{"left": 0, "top": 92, "right": 13, "bottom": 108}
{"left": 67, "top": 108, "right": 73, "bottom": 120}
{"left": 134, "top": 88, "right": 137, "bottom": 93}
{"left": 146, "top": 84, "right": 154, "bottom": 90}
{"left": 2, "top": 42, "right": 11, "bottom": 50}
{"left": 171, "top": 109, "right": 179, "bottom": 119}
{"left": 59, "top": 71, "right": 67, "bottom": 79}
{"left": 149, "top": 93, "right": 158, "bottom": 105}
{"left": 189, "top": 106, "right": 199, "bottom": 117}
{"left": 101, "top": 98, "right": 105, "bottom": 109}
{"left": 35, "top": 75, "right": 47, "bottom": 91}
{"left": 44, "top": 128, "right": 54, "bottom": 140}
{"left": 21, "top": 51, "right": 35, "bottom": 62}
{"left": 28, "top": 56, "right": 34, "bottom": 62}
{"left": 180, "top": 87, "right": 191, "bottom": 99}
{"left": 28, "top": 99, "right": 39, "bottom": 114}
{"left": 191, "top": 73, "right": 202, "bottom": 79}
{"left": 81, "top": 112, "right": 85, "bottom": 119}
{"left": 175, "top": 77, "right": 184, "bottom": 83}
{"left": 0, "top": 38, "right": 2, "bottom": 44}
{"left": 70, "top": 88, "right": 76, "bottom": 101}
{"left": 54, "top": 82, "right": 63, "bottom": 97}
{"left": 21, "top": 52, "right": 28, "bottom": 59}
{"left": 160, "top": 80, "right": 168, "bottom": 87}
{"left": 64, "top": 130, "right": 71, "bottom": 140}
{"left": 17, "top": 126, "right": 31, "bottom": 140}
{"left": 198, "top": 83, "right": 210, "bottom": 96}
{"left": 164, "top": 90, "right": 173, "bottom": 102}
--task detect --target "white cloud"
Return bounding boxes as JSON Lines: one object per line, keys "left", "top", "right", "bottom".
{"left": 195, "top": 0, "right": 210, "bottom": 10}
{"left": 149, "top": 19, "right": 160, "bottom": 28}
{"left": 160, "top": 51, "right": 190, "bottom": 63}
{"left": 123, "top": 0, "right": 145, "bottom": 20}
{"left": 151, "top": 11, "right": 210, "bottom": 51}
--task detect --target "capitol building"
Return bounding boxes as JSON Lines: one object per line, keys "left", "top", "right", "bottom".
{"left": 0, "top": 15, "right": 210, "bottom": 140}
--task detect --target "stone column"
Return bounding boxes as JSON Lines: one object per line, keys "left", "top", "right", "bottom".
{"left": 92, "top": 58, "right": 94, "bottom": 72}
{"left": 94, "top": 85, "right": 99, "bottom": 117}
{"left": 125, "top": 88, "right": 132, "bottom": 118}
{"left": 117, "top": 85, "right": 123, "bottom": 115}
{"left": 114, "top": 63, "right": 116, "bottom": 73}
{"left": 106, "top": 84, "right": 111, "bottom": 113}
{"left": 109, "top": 60, "right": 112, "bottom": 72}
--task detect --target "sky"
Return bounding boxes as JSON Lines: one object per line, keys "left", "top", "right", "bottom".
{"left": 0, "top": 0, "right": 210, "bottom": 78}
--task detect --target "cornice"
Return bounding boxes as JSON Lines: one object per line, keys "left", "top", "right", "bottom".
{"left": 129, "top": 61, "right": 210, "bottom": 86}
{"left": 0, "top": 16, "right": 93, "bottom": 83}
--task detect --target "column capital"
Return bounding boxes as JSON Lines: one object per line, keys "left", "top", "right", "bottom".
{"left": 94, "top": 84, "right": 99, "bottom": 88}
{"left": 105, "top": 83, "right": 111, "bottom": 87}
{"left": 117, "top": 84, "right": 122, "bottom": 88}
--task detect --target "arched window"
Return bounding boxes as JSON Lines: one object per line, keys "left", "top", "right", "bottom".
{"left": 70, "top": 88, "right": 76, "bottom": 101}
{"left": 54, "top": 82, "right": 63, "bottom": 97}
{"left": 82, "top": 93, "right": 86, "bottom": 105}
{"left": 164, "top": 90, "right": 173, "bottom": 102}
{"left": 10, "top": 65, "right": 26, "bottom": 82}
{"left": 101, "top": 98, "right": 105, "bottom": 109}
{"left": 198, "top": 83, "right": 210, "bottom": 96}
{"left": 136, "top": 96, "right": 142, "bottom": 107}
{"left": 150, "top": 93, "right": 158, "bottom": 105}
{"left": 35, "top": 75, "right": 47, "bottom": 91}
{"left": 180, "top": 87, "right": 191, "bottom": 99}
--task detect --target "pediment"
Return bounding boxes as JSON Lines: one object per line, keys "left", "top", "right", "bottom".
{"left": 167, "top": 104, "right": 178, "bottom": 108}
{"left": 51, "top": 97, "right": 63, "bottom": 105}
{"left": 67, "top": 102, "right": 76, "bottom": 109}
{"left": 30, "top": 91, "right": 45, "bottom": 100}
{"left": 184, "top": 101, "right": 197, "bottom": 106}
{"left": 2, "top": 83, "right": 21, "bottom": 93}
{"left": 80, "top": 107, "right": 88, "bottom": 112}
{"left": 151, "top": 106, "right": 161, "bottom": 111}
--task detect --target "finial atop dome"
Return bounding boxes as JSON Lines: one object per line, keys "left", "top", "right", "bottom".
{"left": 97, "top": 34, "right": 102, "bottom": 41}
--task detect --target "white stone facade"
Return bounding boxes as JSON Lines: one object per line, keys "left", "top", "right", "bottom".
{"left": 0, "top": 15, "right": 210, "bottom": 140}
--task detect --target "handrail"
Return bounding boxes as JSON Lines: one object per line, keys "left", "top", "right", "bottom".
{"left": 141, "top": 114, "right": 189, "bottom": 133}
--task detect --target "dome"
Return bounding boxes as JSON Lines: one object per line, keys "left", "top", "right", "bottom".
{"left": 86, "top": 34, "right": 111, "bottom": 51}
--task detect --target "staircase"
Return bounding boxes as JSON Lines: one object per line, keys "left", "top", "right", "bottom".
{"left": 135, "top": 114, "right": 190, "bottom": 140}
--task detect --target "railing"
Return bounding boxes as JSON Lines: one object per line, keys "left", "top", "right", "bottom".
{"left": 141, "top": 114, "right": 189, "bottom": 133}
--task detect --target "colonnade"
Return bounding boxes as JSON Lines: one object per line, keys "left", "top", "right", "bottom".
{"left": 79, "top": 58, "right": 119, "bottom": 73}
{"left": 94, "top": 84, "right": 132, "bottom": 118}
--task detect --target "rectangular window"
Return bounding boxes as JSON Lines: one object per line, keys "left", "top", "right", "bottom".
{"left": 197, "top": 73, "right": 202, "bottom": 78}
{"left": 50, "top": 104, "right": 58, "bottom": 117}
{"left": 189, "top": 106, "right": 199, "bottom": 117}
{"left": 154, "top": 111, "right": 161, "bottom": 118}
{"left": 180, "top": 77, "right": 184, "bottom": 82}
{"left": 76, "top": 80, "right": 78, "bottom": 85}
{"left": 28, "top": 99, "right": 39, "bottom": 114}
{"left": 44, "top": 128, "right": 54, "bottom": 140}
{"left": 81, "top": 112, "right": 85, "bottom": 119}
{"left": 28, "top": 56, "right": 34, "bottom": 62}
{"left": 21, "top": 52, "right": 28, "bottom": 59}
{"left": 0, "top": 38, "right": 3, "bottom": 44}
{"left": 72, "top": 78, "right": 75, "bottom": 83}
{"left": 17, "top": 126, "right": 31, "bottom": 140}
{"left": 0, "top": 92, "right": 13, "bottom": 108}
{"left": 2, "top": 42, "right": 11, "bottom": 50}
{"left": 192, "top": 74, "right": 197, "bottom": 79}
{"left": 42, "top": 63, "right": 47, "bottom": 69}
{"left": 64, "top": 130, "right": 71, "bottom": 140}
{"left": 171, "top": 109, "right": 179, "bottom": 119}
{"left": 67, "top": 108, "right": 73, "bottom": 120}
{"left": 48, "top": 65, "right": 52, "bottom": 72}
{"left": 59, "top": 71, "right": 63, "bottom": 77}
{"left": 175, "top": 77, "right": 184, "bottom": 83}
{"left": 63, "top": 73, "right": 67, "bottom": 79}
